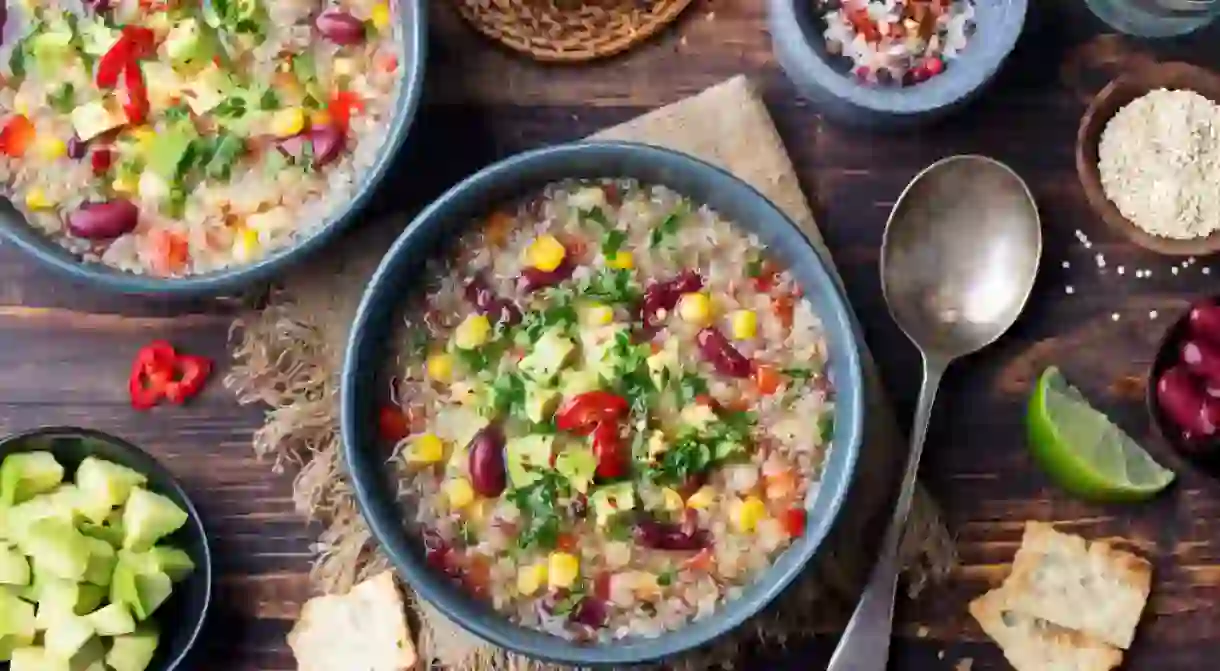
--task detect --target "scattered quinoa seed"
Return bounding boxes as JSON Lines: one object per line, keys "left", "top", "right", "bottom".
{"left": 1150, "top": 310, "right": 1159, "bottom": 319}
{"left": 1112, "top": 313, "right": 1121, "bottom": 321}
{"left": 1066, "top": 286, "right": 1075, "bottom": 295}
{"left": 1206, "top": 267, "right": 1212, "bottom": 275}
{"left": 1118, "top": 265, "right": 1125, "bottom": 275}
{"left": 1062, "top": 260, "right": 1071, "bottom": 269}
{"left": 1173, "top": 266, "right": 1180, "bottom": 275}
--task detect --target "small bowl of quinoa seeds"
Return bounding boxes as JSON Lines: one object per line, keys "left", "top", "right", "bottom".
{"left": 818, "top": 0, "right": 976, "bottom": 86}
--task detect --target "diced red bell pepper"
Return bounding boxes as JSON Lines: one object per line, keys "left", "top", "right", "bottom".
{"left": 95, "top": 40, "right": 132, "bottom": 88}
{"left": 0, "top": 115, "right": 36, "bottom": 158}
{"left": 120, "top": 26, "right": 157, "bottom": 59}
{"left": 782, "top": 508, "right": 807, "bottom": 538}
{"left": 591, "top": 421, "right": 626, "bottom": 479}
{"left": 164, "top": 355, "right": 212, "bottom": 404}
{"left": 119, "top": 63, "right": 149, "bottom": 124}
{"left": 378, "top": 406, "right": 411, "bottom": 443}
{"left": 327, "top": 90, "right": 364, "bottom": 133}
{"left": 555, "top": 391, "right": 629, "bottom": 433}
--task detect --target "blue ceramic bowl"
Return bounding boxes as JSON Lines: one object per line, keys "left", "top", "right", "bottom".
{"left": 0, "top": 427, "right": 212, "bottom": 671}
{"left": 0, "top": 3, "right": 427, "bottom": 298}
{"left": 341, "top": 141, "right": 865, "bottom": 666}
{"left": 770, "top": 0, "right": 1027, "bottom": 129}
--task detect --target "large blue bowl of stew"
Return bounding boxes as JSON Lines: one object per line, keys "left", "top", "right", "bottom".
{"left": 341, "top": 141, "right": 865, "bottom": 665}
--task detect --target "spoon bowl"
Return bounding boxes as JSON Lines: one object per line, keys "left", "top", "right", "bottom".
{"left": 828, "top": 154, "right": 1040, "bottom": 671}
{"left": 882, "top": 154, "right": 1042, "bottom": 358}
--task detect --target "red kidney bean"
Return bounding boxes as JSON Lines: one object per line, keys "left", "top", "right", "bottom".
{"left": 570, "top": 596, "right": 609, "bottom": 629}
{"left": 90, "top": 148, "right": 113, "bottom": 175}
{"left": 1157, "top": 366, "right": 1220, "bottom": 440}
{"left": 1189, "top": 302, "right": 1220, "bottom": 348}
{"left": 696, "top": 326, "right": 753, "bottom": 378}
{"left": 66, "top": 136, "right": 88, "bottom": 160}
{"left": 422, "top": 528, "right": 459, "bottom": 578}
{"left": 67, "top": 200, "right": 139, "bottom": 239}
{"left": 277, "top": 125, "right": 346, "bottom": 170}
{"left": 463, "top": 273, "right": 522, "bottom": 326}
{"left": 633, "top": 518, "right": 711, "bottom": 551}
{"left": 1181, "top": 339, "right": 1220, "bottom": 386}
{"left": 517, "top": 256, "right": 575, "bottom": 293}
{"left": 638, "top": 270, "right": 703, "bottom": 327}
{"left": 315, "top": 9, "right": 366, "bottom": 45}
{"left": 467, "top": 424, "right": 507, "bottom": 497}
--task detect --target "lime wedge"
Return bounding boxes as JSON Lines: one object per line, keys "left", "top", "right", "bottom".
{"left": 1028, "top": 366, "right": 1175, "bottom": 502}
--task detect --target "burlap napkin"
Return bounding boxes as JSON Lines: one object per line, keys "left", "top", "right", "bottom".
{"left": 226, "top": 75, "right": 956, "bottom": 670}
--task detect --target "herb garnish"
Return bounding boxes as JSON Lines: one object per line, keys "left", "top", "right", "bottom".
{"left": 213, "top": 94, "right": 248, "bottom": 119}
{"left": 486, "top": 371, "right": 527, "bottom": 418}
{"left": 657, "top": 566, "right": 676, "bottom": 586}
{"left": 674, "top": 372, "right": 709, "bottom": 405}
{"left": 818, "top": 413, "right": 834, "bottom": 444}
{"left": 519, "top": 289, "right": 578, "bottom": 343}
{"left": 47, "top": 84, "right": 75, "bottom": 113}
{"left": 601, "top": 229, "right": 627, "bottom": 257}
{"left": 507, "top": 471, "right": 568, "bottom": 551}
{"left": 648, "top": 205, "right": 687, "bottom": 249}
{"left": 579, "top": 206, "right": 610, "bottom": 228}
{"left": 781, "top": 367, "right": 816, "bottom": 381}
{"left": 578, "top": 269, "right": 639, "bottom": 304}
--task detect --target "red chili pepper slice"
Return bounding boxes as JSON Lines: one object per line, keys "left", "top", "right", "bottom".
{"left": 95, "top": 39, "right": 132, "bottom": 88}
{"left": 555, "top": 391, "right": 629, "bottom": 433}
{"left": 591, "top": 421, "right": 625, "bottom": 479}
{"left": 163, "top": 355, "right": 212, "bottom": 404}
{"left": 119, "top": 62, "right": 149, "bottom": 124}
{"left": 129, "top": 341, "right": 176, "bottom": 411}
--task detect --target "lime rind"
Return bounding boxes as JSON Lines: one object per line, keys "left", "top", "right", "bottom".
{"left": 1028, "top": 366, "right": 1174, "bottom": 502}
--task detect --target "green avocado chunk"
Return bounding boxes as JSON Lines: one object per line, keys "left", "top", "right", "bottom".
{"left": 104, "top": 623, "right": 159, "bottom": 671}
{"left": 554, "top": 447, "right": 597, "bottom": 495}
{"left": 1, "top": 453, "right": 65, "bottom": 508}
{"left": 120, "top": 489, "right": 188, "bottom": 552}
{"left": 505, "top": 435, "right": 555, "bottom": 489}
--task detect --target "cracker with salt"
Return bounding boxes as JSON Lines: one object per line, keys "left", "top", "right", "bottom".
{"left": 288, "top": 570, "right": 417, "bottom": 671}
{"left": 1003, "top": 522, "right": 1152, "bottom": 650}
{"left": 969, "top": 587, "right": 1123, "bottom": 671}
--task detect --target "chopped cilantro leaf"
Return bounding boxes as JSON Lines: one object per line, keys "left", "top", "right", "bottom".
{"left": 601, "top": 229, "right": 627, "bottom": 257}
{"left": 519, "top": 288, "right": 578, "bottom": 342}
{"left": 657, "top": 566, "right": 676, "bottom": 586}
{"left": 507, "top": 471, "right": 568, "bottom": 551}
{"left": 652, "top": 434, "right": 713, "bottom": 486}
{"left": 47, "top": 84, "right": 75, "bottom": 113}
{"left": 818, "top": 413, "right": 834, "bottom": 443}
{"left": 578, "top": 268, "right": 639, "bottom": 304}
{"left": 781, "top": 367, "right": 815, "bottom": 380}
{"left": 486, "top": 370, "right": 527, "bottom": 418}
{"left": 203, "top": 133, "right": 244, "bottom": 181}
{"left": 456, "top": 346, "right": 495, "bottom": 374}
{"left": 257, "top": 88, "right": 280, "bottom": 110}
{"left": 213, "top": 95, "right": 248, "bottom": 119}
{"left": 164, "top": 104, "right": 192, "bottom": 123}
{"left": 604, "top": 514, "right": 634, "bottom": 541}
{"left": 648, "top": 205, "right": 687, "bottom": 249}
{"left": 580, "top": 206, "right": 610, "bottom": 228}
{"left": 675, "top": 373, "right": 709, "bottom": 405}
{"left": 746, "top": 255, "right": 764, "bottom": 278}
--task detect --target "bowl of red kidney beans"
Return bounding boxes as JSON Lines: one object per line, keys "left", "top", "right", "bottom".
{"left": 1148, "top": 299, "right": 1220, "bottom": 467}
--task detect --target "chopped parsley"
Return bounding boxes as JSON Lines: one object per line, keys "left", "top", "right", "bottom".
{"left": 47, "top": 84, "right": 75, "bottom": 113}
{"left": 781, "top": 367, "right": 816, "bottom": 381}
{"left": 652, "top": 433, "right": 714, "bottom": 485}
{"left": 648, "top": 205, "right": 687, "bottom": 249}
{"left": 578, "top": 268, "right": 639, "bottom": 304}
{"left": 818, "top": 413, "right": 834, "bottom": 443}
{"left": 604, "top": 513, "right": 634, "bottom": 541}
{"left": 163, "top": 104, "right": 192, "bottom": 123}
{"left": 486, "top": 370, "right": 527, "bottom": 418}
{"left": 257, "top": 88, "right": 280, "bottom": 111}
{"left": 457, "top": 346, "right": 496, "bottom": 375}
{"left": 213, "top": 95, "right": 248, "bottom": 119}
{"left": 674, "top": 373, "right": 709, "bottom": 405}
{"left": 458, "top": 522, "right": 478, "bottom": 547}
{"left": 202, "top": 133, "right": 245, "bottom": 181}
{"left": 579, "top": 206, "right": 611, "bottom": 229}
{"left": 519, "top": 289, "right": 578, "bottom": 342}
{"left": 745, "top": 254, "right": 764, "bottom": 278}
{"left": 507, "top": 471, "right": 568, "bottom": 551}
{"left": 601, "top": 229, "right": 627, "bottom": 257}
{"left": 657, "top": 566, "right": 677, "bottom": 586}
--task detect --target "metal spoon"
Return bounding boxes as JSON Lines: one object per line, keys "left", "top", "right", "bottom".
{"left": 827, "top": 155, "right": 1042, "bottom": 671}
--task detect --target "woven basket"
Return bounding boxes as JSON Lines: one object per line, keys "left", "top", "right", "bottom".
{"left": 453, "top": 0, "right": 696, "bottom": 63}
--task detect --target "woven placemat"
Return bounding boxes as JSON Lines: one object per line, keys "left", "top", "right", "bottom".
{"left": 225, "top": 75, "right": 957, "bottom": 670}
{"left": 451, "top": 0, "right": 694, "bottom": 63}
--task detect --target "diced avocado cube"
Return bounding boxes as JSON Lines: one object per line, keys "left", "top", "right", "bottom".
{"left": 0, "top": 588, "right": 35, "bottom": 640}
{"left": 558, "top": 369, "right": 601, "bottom": 398}
{"left": 679, "top": 404, "right": 718, "bottom": 432}
{"left": 73, "top": 584, "right": 105, "bottom": 616}
{"left": 79, "top": 20, "right": 119, "bottom": 57}
{"left": 589, "top": 482, "right": 635, "bottom": 527}
{"left": 9, "top": 645, "right": 69, "bottom": 671}
{"left": 506, "top": 435, "right": 555, "bottom": 489}
{"left": 183, "top": 64, "right": 233, "bottom": 116}
{"left": 80, "top": 538, "right": 115, "bottom": 588}
{"left": 85, "top": 603, "right": 135, "bottom": 637}
{"left": 519, "top": 329, "right": 575, "bottom": 384}
{"left": 34, "top": 579, "right": 81, "bottom": 629}
{"left": 146, "top": 130, "right": 196, "bottom": 181}
{"left": 75, "top": 458, "right": 146, "bottom": 524}
{"left": 104, "top": 623, "right": 159, "bottom": 671}
{"left": 31, "top": 30, "right": 73, "bottom": 78}
{"left": 140, "top": 62, "right": 186, "bottom": 112}
{"left": 554, "top": 447, "right": 597, "bottom": 494}
{"left": 77, "top": 521, "right": 123, "bottom": 550}
{"left": 17, "top": 560, "right": 53, "bottom": 603}
{"left": 142, "top": 547, "right": 194, "bottom": 583}
{"left": 7, "top": 497, "right": 74, "bottom": 549}
{"left": 22, "top": 519, "right": 89, "bottom": 582}
{"left": 0, "top": 544, "right": 30, "bottom": 586}
{"left": 646, "top": 339, "right": 680, "bottom": 390}
{"left": 579, "top": 326, "right": 624, "bottom": 381}
{"left": 69, "top": 100, "right": 126, "bottom": 142}
{"left": 164, "top": 18, "right": 207, "bottom": 65}
{"left": 121, "top": 489, "right": 188, "bottom": 552}
{"left": 713, "top": 440, "right": 745, "bottom": 461}
{"left": 67, "top": 636, "right": 105, "bottom": 671}
{"left": 1, "top": 452, "right": 64, "bottom": 507}
{"left": 110, "top": 560, "right": 171, "bottom": 622}
{"left": 524, "top": 386, "right": 561, "bottom": 424}
{"left": 43, "top": 614, "right": 94, "bottom": 660}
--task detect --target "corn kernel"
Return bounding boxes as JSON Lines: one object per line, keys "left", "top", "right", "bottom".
{"left": 371, "top": 2, "right": 391, "bottom": 31}
{"left": 231, "top": 227, "right": 261, "bottom": 263}
{"left": 426, "top": 353, "right": 455, "bottom": 383}
{"left": 409, "top": 434, "right": 446, "bottom": 464}
{"left": 454, "top": 314, "right": 492, "bottom": 350}
{"left": 661, "top": 488, "right": 684, "bottom": 512}
{"left": 35, "top": 137, "right": 67, "bottom": 161}
{"left": 466, "top": 498, "right": 489, "bottom": 524}
{"left": 677, "top": 292, "right": 712, "bottom": 326}
{"left": 443, "top": 477, "right": 475, "bottom": 509}
{"left": 130, "top": 126, "right": 157, "bottom": 154}
{"left": 517, "top": 562, "right": 548, "bottom": 596}
{"left": 732, "top": 495, "right": 767, "bottom": 533}
{"left": 13, "top": 90, "right": 31, "bottom": 117}
{"left": 112, "top": 176, "right": 137, "bottom": 196}
{"left": 606, "top": 250, "right": 634, "bottom": 270}
{"left": 730, "top": 310, "right": 758, "bottom": 340}
{"left": 686, "top": 486, "right": 717, "bottom": 510}
{"left": 547, "top": 552, "right": 580, "bottom": 590}
{"left": 271, "top": 107, "right": 307, "bottom": 138}
{"left": 309, "top": 109, "right": 332, "bottom": 127}
{"left": 24, "top": 188, "right": 53, "bottom": 211}
{"left": 525, "top": 235, "right": 566, "bottom": 272}
{"left": 581, "top": 303, "right": 614, "bottom": 327}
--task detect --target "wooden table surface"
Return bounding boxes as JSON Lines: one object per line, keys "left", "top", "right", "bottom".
{"left": 5, "top": 0, "right": 1220, "bottom": 668}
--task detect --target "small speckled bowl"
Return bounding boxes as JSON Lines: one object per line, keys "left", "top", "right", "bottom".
{"left": 0, "top": 427, "right": 212, "bottom": 671}
{"left": 0, "top": 1, "right": 427, "bottom": 298}
{"left": 769, "top": 0, "right": 1027, "bottom": 129}
{"left": 341, "top": 141, "right": 865, "bottom": 666}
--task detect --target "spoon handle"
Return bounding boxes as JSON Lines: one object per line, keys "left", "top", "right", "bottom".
{"left": 826, "top": 355, "right": 947, "bottom": 671}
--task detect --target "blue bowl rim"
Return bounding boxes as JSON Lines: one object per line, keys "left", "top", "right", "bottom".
{"left": 0, "top": 425, "right": 213, "bottom": 671}
{"left": 769, "top": 0, "right": 1028, "bottom": 114}
{"left": 340, "top": 141, "right": 865, "bottom": 666}
{"left": 0, "top": 0, "right": 429, "bottom": 298}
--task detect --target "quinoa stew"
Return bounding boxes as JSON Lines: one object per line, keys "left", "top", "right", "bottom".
{"left": 0, "top": 0, "right": 404, "bottom": 277}
{"left": 382, "top": 179, "right": 836, "bottom": 643}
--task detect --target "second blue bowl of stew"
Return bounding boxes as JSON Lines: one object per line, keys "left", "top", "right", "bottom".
{"left": 341, "top": 141, "right": 865, "bottom": 665}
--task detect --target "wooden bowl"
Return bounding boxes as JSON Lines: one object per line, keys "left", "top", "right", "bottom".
{"left": 1076, "top": 61, "right": 1220, "bottom": 256}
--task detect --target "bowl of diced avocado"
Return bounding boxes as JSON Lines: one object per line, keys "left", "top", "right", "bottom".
{"left": 0, "top": 427, "right": 211, "bottom": 671}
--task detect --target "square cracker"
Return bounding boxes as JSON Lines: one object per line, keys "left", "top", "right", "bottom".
{"left": 1003, "top": 522, "right": 1152, "bottom": 650}
{"left": 288, "top": 571, "right": 417, "bottom": 671}
{"left": 969, "top": 587, "right": 1123, "bottom": 671}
